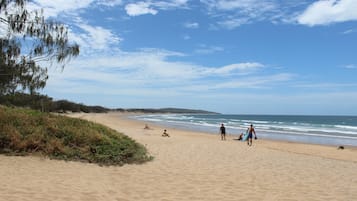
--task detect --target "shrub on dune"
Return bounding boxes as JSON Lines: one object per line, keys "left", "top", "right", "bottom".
{"left": 0, "top": 106, "right": 152, "bottom": 166}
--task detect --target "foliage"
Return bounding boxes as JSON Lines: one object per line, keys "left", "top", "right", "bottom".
{"left": 0, "top": 0, "right": 79, "bottom": 94}
{"left": 0, "top": 106, "right": 153, "bottom": 166}
{"left": 0, "top": 92, "right": 110, "bottom": 113}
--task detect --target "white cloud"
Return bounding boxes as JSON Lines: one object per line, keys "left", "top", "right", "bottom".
{"left": 298, "top": 0, "right": 357, "bottom": 26}
{"left": 124, "top": 0, "right": 189, "bottom": 16}
{"left": 201, "top": 0, "right": 334, "bottom": 29}
{"left": 341, "top": 29, "right": 356, "bottom": 34}
{"left": 184, "top": 22, "right": 200, "bottom": 29}
{"left": 26, "top": 0, "right": 123, "bottom": 55}
{"left": 30, "top": 0, "right": 122, "bottom": 17}
{"left": 212, "top": 62, "right": 264, "bottom": 74}
{"left": 68, "top": 23, "right": 121, "bottom": 54}
{"left": 211, "top": 73, "right": 294, "bottom": 89}
{"left": 46, "top": 48, "right": 281, "bottom": 97}
{"left": 214, "top": 0, "right": 277, "bottom": 11}
{"left": 344, "top": 64, "right": 357, "bottom": 69}
{"left": 125, "top": 2, "right": 158, "bottom": 16}
{"left": 183, "top": 34, "right": 191, "bottom": 40}
{"left": 96, "top": 0, "right": 123, "bottom": 7}
{"left": 30, "top": 0, "right": 94, "bottom": 18}
{"left": 217, "top": 17, "right": 250, "bottom": 29}
{"left": 154, "top": 0, "right": 189, "bottom": 10}
{"left": 194, "top": 45, "right": 224, "bottom": 54}
{"left": 294, "top": 82, "right": 357, "bottom": 88}
{"left": 200, "top": 0, "right": 295, "bottom": 29}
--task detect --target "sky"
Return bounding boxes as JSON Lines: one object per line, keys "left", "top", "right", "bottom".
{"left": 22, "top": 0, "right": 357, "bottom": 115}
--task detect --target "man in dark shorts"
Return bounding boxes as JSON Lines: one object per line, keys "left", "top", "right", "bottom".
{"left": 248, "top": 124, "right": 257, "bottom": 146}
{"left": 220, "top": 124, "right": 226, "bottom": 140}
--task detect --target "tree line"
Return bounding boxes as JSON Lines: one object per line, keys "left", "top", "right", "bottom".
{"left": 0, "top": 92, "right": 109, "bottom": 113}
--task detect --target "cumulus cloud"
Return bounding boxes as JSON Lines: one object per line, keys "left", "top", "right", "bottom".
{"left": 298, "top": 0, "right": 357, "bottom": 26}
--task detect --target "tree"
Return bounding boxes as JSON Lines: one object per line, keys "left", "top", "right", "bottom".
{"left": 0, "top": 0, "right": 79, "bottom": 94}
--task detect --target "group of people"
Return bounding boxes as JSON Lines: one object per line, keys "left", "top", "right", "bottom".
{"left": 150, "top": 123, "right": 257, "bottom": 145}
{"left": 144, "top": 124, "right": 170, "bottom": 137}
{"left": 220, "top": 123, "right": 257, "bottom": 146}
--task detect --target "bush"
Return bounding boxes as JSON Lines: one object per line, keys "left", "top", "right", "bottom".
{"left": 0, "top": 106, "right": 152, "bottom": 166}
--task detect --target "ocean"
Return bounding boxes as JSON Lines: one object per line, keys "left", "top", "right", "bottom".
{"left": 132, "top": 114, "right": 357, "bottom": 147}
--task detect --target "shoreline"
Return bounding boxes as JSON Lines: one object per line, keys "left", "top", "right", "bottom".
{"left": 1, "top": 111, "right": 357, "bottom": 201}
{"left": 118, "top": 112, "right": 357, "bottom": 162}
{"left": 129, "top": 113, "right": 357, "bottom": 148}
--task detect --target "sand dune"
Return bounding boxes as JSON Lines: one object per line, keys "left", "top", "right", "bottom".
{"left": 1, "top": 112, "right": 356, "bottom": 201}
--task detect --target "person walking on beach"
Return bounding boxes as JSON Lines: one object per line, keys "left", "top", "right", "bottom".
{"left": 220, "top": 124, "right": 226, "bottom": 140}
{"left": 247, "top": 124, "right": 257, "bottom": 146}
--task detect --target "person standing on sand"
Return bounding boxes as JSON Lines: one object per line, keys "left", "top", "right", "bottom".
{"left": 247, "top": 124, "right": 257, "bottom": 146}
{"left": 220, "top": 124, "right": 226, "bottom": 140}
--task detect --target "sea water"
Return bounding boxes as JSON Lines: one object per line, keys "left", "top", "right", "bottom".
{"left": 132, "top": 114, "right": 357, "bottom": 147}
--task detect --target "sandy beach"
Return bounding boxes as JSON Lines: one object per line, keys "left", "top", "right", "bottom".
{"left": 1, "top": 112, "right": 357, "bottom": 201}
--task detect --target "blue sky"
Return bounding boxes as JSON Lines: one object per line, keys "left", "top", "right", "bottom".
{"left": 24, "top": 0, "right": 357, "bottom": 115}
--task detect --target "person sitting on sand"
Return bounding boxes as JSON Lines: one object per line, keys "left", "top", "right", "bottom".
{"left": 237, "top": 132, "right": 243, "bottom": 140}
{"left": 162, "top": 129, "right": 170, "bottom": 137}
{"left": 144, "top": 124, "right": 150, "bottom": 129}
{"left": 247, "top": 124, "right": 257, "bottom": 146}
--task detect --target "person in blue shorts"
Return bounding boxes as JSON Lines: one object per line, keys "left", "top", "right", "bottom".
{"left": 247, "top": 124, "right": 257, "bottom": 146}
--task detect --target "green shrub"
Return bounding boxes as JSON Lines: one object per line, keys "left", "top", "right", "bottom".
{"left": 0, "top": 106, "right": 152, "bottom": 165}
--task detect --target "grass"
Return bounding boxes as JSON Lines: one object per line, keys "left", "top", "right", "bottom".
{"left": 0, "top": 106, "right": 153, "bottom": 166}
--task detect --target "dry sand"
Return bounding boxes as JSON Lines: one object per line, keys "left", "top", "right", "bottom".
{"left": 1, "top": 112, "right": 357, "bottom": 201}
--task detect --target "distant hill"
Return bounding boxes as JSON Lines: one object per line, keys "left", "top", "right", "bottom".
{"left": 0, "top": 93, "right": 218, "bottom": 114}
{"left": 114, "top": 108, "right": 219, "bottom": 114}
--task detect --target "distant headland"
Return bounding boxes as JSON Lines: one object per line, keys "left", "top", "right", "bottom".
{"left": 0, "top": 93, "right": 218, "bottom": 114}
{"left": 113, "top": 108, "right": 219, "bottom": 114}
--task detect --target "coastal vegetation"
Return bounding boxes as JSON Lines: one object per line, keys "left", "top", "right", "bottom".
{"left": 0, "top": 106, "right": 153, "bottom": 166}
{"left": 0, "top": 0, "right": 79, "bottom": 95}
{"left": 0, "top": 93, "right": 109, "bottom": 113}
{"left": 0, "top": 1, "right": 156, "bottom": 166}
{"left": 0, "top": 92, "right": 217, "bottom": 114}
